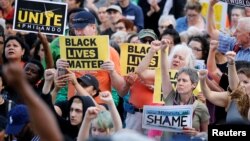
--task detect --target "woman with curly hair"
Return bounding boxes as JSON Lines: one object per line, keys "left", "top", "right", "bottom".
{"left": 199, "top": 51, "right": 250, "bottom": 124}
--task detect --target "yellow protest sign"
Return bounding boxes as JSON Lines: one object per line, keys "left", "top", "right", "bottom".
{"left": 153, "top": 68, "right": 201, "bottom": 103}
{"left": 60, "top": 35, "right": 109, "bottom": 70}
{"left": 120, "top": 43, "right": 161, "bottom": 75}
{"left": 200, "top": 0, "right": 228, "bottom": 32}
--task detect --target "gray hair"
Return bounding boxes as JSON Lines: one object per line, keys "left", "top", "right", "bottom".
{"left": 158, "top": 14, "right": 176, "bottom": 28}
{"left": 168, "top": 44, "right": 196, "bottom": 68}
{"left": 177, "top": 67, "right": 199, "bottom": 84}
{"left": 238, "top": 17, "right": 250, "bottom": 32}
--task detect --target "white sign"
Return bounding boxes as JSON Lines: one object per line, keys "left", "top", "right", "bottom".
{"left": 142, "top": 105, "right": 193, "bottom": 132}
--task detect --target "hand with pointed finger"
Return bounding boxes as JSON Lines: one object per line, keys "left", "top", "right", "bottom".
{"left": 100, "top": 91, "right": 113, "bottom": 105}
{"left": 100, "top": 60, "right": 115, "bottom": 73}
{"left": 85, "top": 107, "right": 99, "bottom": 121}
{"left": 225, "top": 51, "right": 236, "bottom": 64}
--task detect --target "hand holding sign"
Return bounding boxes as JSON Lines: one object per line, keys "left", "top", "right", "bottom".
{"left": 100, "top": 60, "right": 115, "bottom": 73}
{"left": 56, "top": 59, "right": 69, "bottom": 69}
{"left": 183, "top": 127, "right": 198, "bottom": 136}
{"left": 225, "top": 51, "right": 236, "bottom": 64}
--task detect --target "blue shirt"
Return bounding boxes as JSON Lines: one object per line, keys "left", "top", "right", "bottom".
{"left": 218, "top": 33, "right": 250, "bottom": 62}
{"left": 176, "top": 16, "right": 188, "bottom": 33}
{"left": 119, "top": 2, "right": 144, "bottom": 31}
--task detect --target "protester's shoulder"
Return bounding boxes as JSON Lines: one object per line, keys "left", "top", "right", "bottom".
{"left": 195, "top": 100, "right": 208, "bottom": 112}
{"left": 176, "top": 16, "right": 186, "bottom": 24}
{"left": 50, "top": 37, "right": 60, "bottom": 48}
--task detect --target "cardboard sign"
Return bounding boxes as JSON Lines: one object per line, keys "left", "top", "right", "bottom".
{"left": 142, "top": 105, "right": 193, "bottom": 132}
{"left": 120, "top": 43, "right": 160, "bottom": 75}
{"left": 60, "top": 36, "right": 109, "bottom": 70}
{"left": 200, "top": 0, "right": 228, "bottom": 32}
{"left": 220, "top": 0, "right": 250, "bottom": 7}
{"left": 153, "top": 68, "right": 201, "bottom": 103}
{"left": 13, "top": 0, "right": 67, "bottom": 35}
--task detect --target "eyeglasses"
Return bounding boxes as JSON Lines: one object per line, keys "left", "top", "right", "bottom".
{"left": 159, "top": 26, "right": 168, "bottom": 29}
{"left": 191, "top": 47, "right": 203, "bottom": 52}
{"left": 187, "top": 14, "right": 198, "bottom": 18}
{"left": 140, "top": 38, "right": 154, "bottom": 44}
{"left": 115, "top": 26, "right": 125, "bottom": 30}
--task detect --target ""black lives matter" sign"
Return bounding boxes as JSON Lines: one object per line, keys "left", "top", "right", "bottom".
{"left": 13, "top": 0, "right": 67, "bottom": 35}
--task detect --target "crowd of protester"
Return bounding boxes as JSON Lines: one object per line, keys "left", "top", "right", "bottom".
{"left": 0, "top": 0, "right": 250, "bottom": 141}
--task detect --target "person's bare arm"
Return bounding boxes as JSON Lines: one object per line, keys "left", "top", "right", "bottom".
{"left": 119, "top": 73, "right": 137, "bottom": 97}
{"left": 3, "top": 64, "right": 63, "bottom": 141}
{"left": 100, "top": 91, "right": 122, "bottom": 132}
{"left": 226, "top": 51, "right": 239, "bottom": 90}
{"left": 199, "top": 70, "right": 229, "bottom": 108}
{"left": 38, "top": 32, "right": 54, "bottom": 68}
{"left": 136, "top": 41, "right": 161, "bottom": 83}
{"left": 207, "top": 40, "right": 222, "bottom": 84}
{"left": 207, "top": 0, "right": 220, "bottom": 40}
{"left": 77, "top": 107, "right": 99, "bottom": 141}
{"left": 160, "top": 39, "right": 173, "bottom": 99}
{"left": 101, "top": 60, "right": 127, "bottom": 94}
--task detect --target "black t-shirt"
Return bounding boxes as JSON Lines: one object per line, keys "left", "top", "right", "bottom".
{"left": 0, "top": 99, "right": 15, "bottom": 118}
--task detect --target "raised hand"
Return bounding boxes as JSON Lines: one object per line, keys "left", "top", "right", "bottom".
{"left": 225, "top": 51, "right": 236, "bottom": 64}
{"left": 209, "top": 40, "right": 219, "bottom": 52}
{"left": 44, "top": 69, "right": 56, "bottom": 82}
{"left": 85, "top": 107, "right": 99, "bottom": 121}
{"left": 161, "top": 38, "right": 171, "bottom": 51}
{"left": 99, "top": 91, "right": 113, "bottom": 105}
{"left": 198, "top": 69, "right": 208, "bottom": 80}
{"left": 210, "top": 0, "right": 219, "bottom": 6}
{"left": 3, "top": 63, "right": 25, "bottom": 86}
{"left": 54, "top": 74, "right": 68, "bottom": 89}
{"left": 150, "top": 40, "right": 162, "bottom": 53}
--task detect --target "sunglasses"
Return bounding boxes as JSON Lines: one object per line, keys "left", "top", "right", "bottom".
{"left": 140, "top": 38, "right": 154, "bottom": 44}
{"left": 191, "top": 47, "right": 203, "bottom": 52}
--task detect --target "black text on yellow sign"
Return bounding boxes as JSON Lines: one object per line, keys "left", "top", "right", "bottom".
{"left": 14, "top": 0, "right": 67, "bottom": 35}
{"left": 120, "top": 43, "right": 160, "bottom": 75}
{"left": 60, "top": 36, "right": 109, "bottom": 71}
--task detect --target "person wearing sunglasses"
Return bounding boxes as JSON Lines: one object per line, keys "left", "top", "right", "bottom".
{"left": 138, "top": 29, "right": 158, "bottom": 44}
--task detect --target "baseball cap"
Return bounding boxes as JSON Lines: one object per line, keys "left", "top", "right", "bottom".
{"left": 138, "top": 29, "right": 158, "bottom": 40}
{"left": 106, "top": 5, "right": 122, "bottom": 13}
{"left": 6, "top": 105, "right": 29, "bottom": 135}
{"left": 72, "top": 11, "right": 96, "bottom": 29}
{"left": 77, "top": 74, "right": 99, "bottom": 91}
